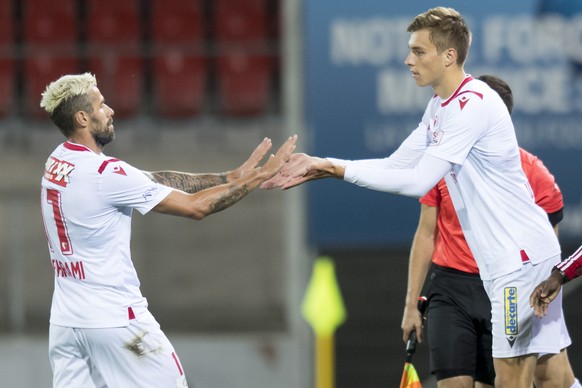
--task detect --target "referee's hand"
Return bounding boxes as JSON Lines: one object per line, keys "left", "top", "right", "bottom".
{"left": 401, "top": 306, "right": 424, "bottom": 344}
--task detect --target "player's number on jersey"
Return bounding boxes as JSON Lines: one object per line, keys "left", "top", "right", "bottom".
{"left": 45, "top": 188, "right": 73, "bottom": 255}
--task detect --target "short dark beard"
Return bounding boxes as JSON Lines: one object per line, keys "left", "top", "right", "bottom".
{"left": 93, "top": 130, "right": 115, "bottom": 148}
{"left": 90, "top": 115, "right": 114, "bottom": 148}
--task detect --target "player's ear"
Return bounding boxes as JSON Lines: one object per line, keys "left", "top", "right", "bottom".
{"left": 444, "top": 48, "right": 457, "bottom": 67}
{"left": 74, "top": 111, "right": 90, "bottom": 128}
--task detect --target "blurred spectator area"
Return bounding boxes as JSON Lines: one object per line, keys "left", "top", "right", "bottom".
{"left": 3, "top": 0, "right": 281, "bottom": 120}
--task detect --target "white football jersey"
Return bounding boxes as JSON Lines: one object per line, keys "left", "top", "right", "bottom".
{"left": 422, "top": 76, "right": 560, "bottom": 279}
{"left": 40, "top": 141, "right": 173, "bottom": 328}
{"left": 343, "top": 76, "right": 561, "bottom": 280}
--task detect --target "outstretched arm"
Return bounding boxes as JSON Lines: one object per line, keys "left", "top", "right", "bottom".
{"left": 261, "top": 124, "right": 429, "bottom": 190}
{"left": 152, "top": 135, "right": 297, "bottom": 220}
{"left": 262, "top": 151, "right": 451, "bottom": 198}
{"left": 145, "top": 137, "right": 275, "bottom": 193}
{"left": 530, "top": 244, "right": 582, "bottom": 317}
{"left": 261, "top": 153, "right": 345, "bottom": 190}
{"left": 145, "top": 171, "right": 227, "bottom": 193}
{"left": 401, "top": 204, "right": 436, "bottom": 344}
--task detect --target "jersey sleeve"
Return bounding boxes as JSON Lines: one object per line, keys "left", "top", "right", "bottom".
{"left": 98, "top": 159, "right": 173, "bottom": 215}
{"left": 556, "top": 245, "right": 582, "bottom": 282}
{"left": 328, "top": 121, "right": 429, "bottom": 170}
{"left": 419, "top": 181, "right": 441, "bottom": 207}
{"left": 425, "top": 92, "right": 488, "bottom": 165}
{"left": 520, "top": 149, "right": 564, "bottom": 214}
{"left": 384, "top": 121, "right": 429, "bottom": 168}
{"left": 343, "top": 152, "right": 452, "bottom": 197}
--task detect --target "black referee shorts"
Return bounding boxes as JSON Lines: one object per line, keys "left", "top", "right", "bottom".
{"left": 426, "top": 264, "right": 495, "bottom": 385}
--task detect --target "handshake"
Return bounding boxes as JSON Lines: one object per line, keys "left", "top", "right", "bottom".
{"left": 261, "top": 152, "right": 345, "bottom": 190}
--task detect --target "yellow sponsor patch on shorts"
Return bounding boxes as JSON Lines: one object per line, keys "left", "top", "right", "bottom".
{"left": 504, "top": 287, "right": 518, "bottom": 336}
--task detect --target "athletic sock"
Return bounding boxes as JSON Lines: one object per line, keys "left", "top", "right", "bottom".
{"left": 571, "top": 378, "right": 582, "bottom": 388}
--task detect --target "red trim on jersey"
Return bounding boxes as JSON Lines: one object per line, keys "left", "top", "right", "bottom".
{"left": 441, "top": 76, "right": 475, "bottom": 107}
{"left": 557, "top": 246, "right": 582, "bottom": 282}
{"left": 97, "top": 158, "right": 122, "bottom": 174}
{"left": 128, "top": 307, "right": 136, "bottom": 320}
{"left": 456, "top": 90, "right": 484, "bottom": 104}
{"left": 63, "top": 142, "right": 91, "bottom": 152}
{"left": 172, "top": 352, "right": 184, "bottom": 375}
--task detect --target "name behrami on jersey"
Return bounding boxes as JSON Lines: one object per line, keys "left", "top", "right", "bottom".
{"left": 40, "top": 141, "right": 172, "bottom": 328}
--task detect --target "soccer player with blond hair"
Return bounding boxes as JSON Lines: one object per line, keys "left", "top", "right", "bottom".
{"left": 40, "top": 72, "right": 296, "bottom": 387}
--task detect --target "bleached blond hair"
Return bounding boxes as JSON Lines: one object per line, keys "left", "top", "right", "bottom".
{"left": 39, "top": 73, "right": 98, "bottom": 137}
{"left": 40, "top": 73, "right": 97, "bottom": 114}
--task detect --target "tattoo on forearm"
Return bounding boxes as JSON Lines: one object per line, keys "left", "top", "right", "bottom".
{"left": 210, "top": 185, "right": 250, "bottom": 213}
{"left": 149, "top": 171, "right": 227, "bottom": 193}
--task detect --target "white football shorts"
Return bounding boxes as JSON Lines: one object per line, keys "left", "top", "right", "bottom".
{"left": 49, "top": 309, "right": 188, "bottom": 388}
{"left": 483, "top": 256, "right": 571, "bottom": 358}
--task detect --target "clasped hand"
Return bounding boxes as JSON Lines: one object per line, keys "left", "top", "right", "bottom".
{"left": 230, "top": 135, "right": 298, "bottom": 182}
{"left": 261, "top": 153, "right": 337, "bottom": 190}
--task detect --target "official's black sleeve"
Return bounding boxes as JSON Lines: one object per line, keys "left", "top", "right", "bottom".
{"left": 548, "top": 208, "right": 563, "bottom": 227}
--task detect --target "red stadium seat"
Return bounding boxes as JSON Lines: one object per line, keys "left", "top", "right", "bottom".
{"left": 151, "top": 0, "right": 206, "bottom": 117}
{"left": 214, "top": 0, "right": 271, "bottom": 116}
{"left": 214, "top": 0, "right": 268, "bottom": 46}
{"left": 217, "top": 51, "right": 271, "bottom": 116}
{"left": 153, "top": 52, "right": 206, "bottom": 118}
{"left": 86, "top": 0, "right": 142, "bottom": 117}
{"left": 0, "top": 0, "right": 14, "bottom": 117}
{"left": 152, "top": 0, "right": 204, "bottom": 43}
{"left": 25, "top": 55, "right": 79, "bottom": 115}
{"left": 0, "top": 59, "right": 14, "bottom": 117}
{"left": 23, "top": 0, "right": 77, "bottom": 44}
{"left": 88, "top": 55, "right": 143, "bottom": 118}
{"left": 23, "top": 0, "right": 79, "bottom": 119}
{"left": 0, "top": 0, "right": 12, "bottom": 45}
{"left": 87, "top": 0, "right": 140, "bottom": 43}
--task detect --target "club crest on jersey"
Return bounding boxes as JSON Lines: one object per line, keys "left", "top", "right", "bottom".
{"left": 504, "top": 287, "right": 518, "bottom": 347}
{"left": 44, "top": 157, "right": 75, "bottom": 187}
{"left": 428, "top": 115, "right": 444, "bottom": 145}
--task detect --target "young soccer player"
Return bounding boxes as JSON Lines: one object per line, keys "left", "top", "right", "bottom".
{"left": 263, "top": 7, "right": 577, "bottom": 388}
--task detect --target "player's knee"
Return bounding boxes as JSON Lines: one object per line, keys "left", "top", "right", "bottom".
{"left": 435, "top": 374, "right": 474, "bottom": 388}
{"left": 535, "top": 351, "right": 575, "bottom": 388}
{"left": 493, "top": 355, "right": 536, "bottom": 388}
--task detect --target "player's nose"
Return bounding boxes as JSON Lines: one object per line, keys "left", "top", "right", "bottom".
{"left": 404, "top": 52, "right": 414, "bottom": 66}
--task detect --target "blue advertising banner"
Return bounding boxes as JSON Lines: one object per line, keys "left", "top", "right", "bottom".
{"left": 304, "top": 0, "right": 582, "bottom": 249}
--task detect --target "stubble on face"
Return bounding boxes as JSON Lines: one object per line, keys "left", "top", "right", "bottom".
{"left": 90, "top": 115, "right": 115, "bottom": 148}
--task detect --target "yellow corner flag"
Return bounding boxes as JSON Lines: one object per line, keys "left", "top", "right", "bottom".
{"left": 302, "top": 256, "right": 347, "bottom": 336}
{"left": 399, "top": 362, "right": 422, "bottom": 388}
{"left": 302, "top": 256, "right": 347, "bottom": 388}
